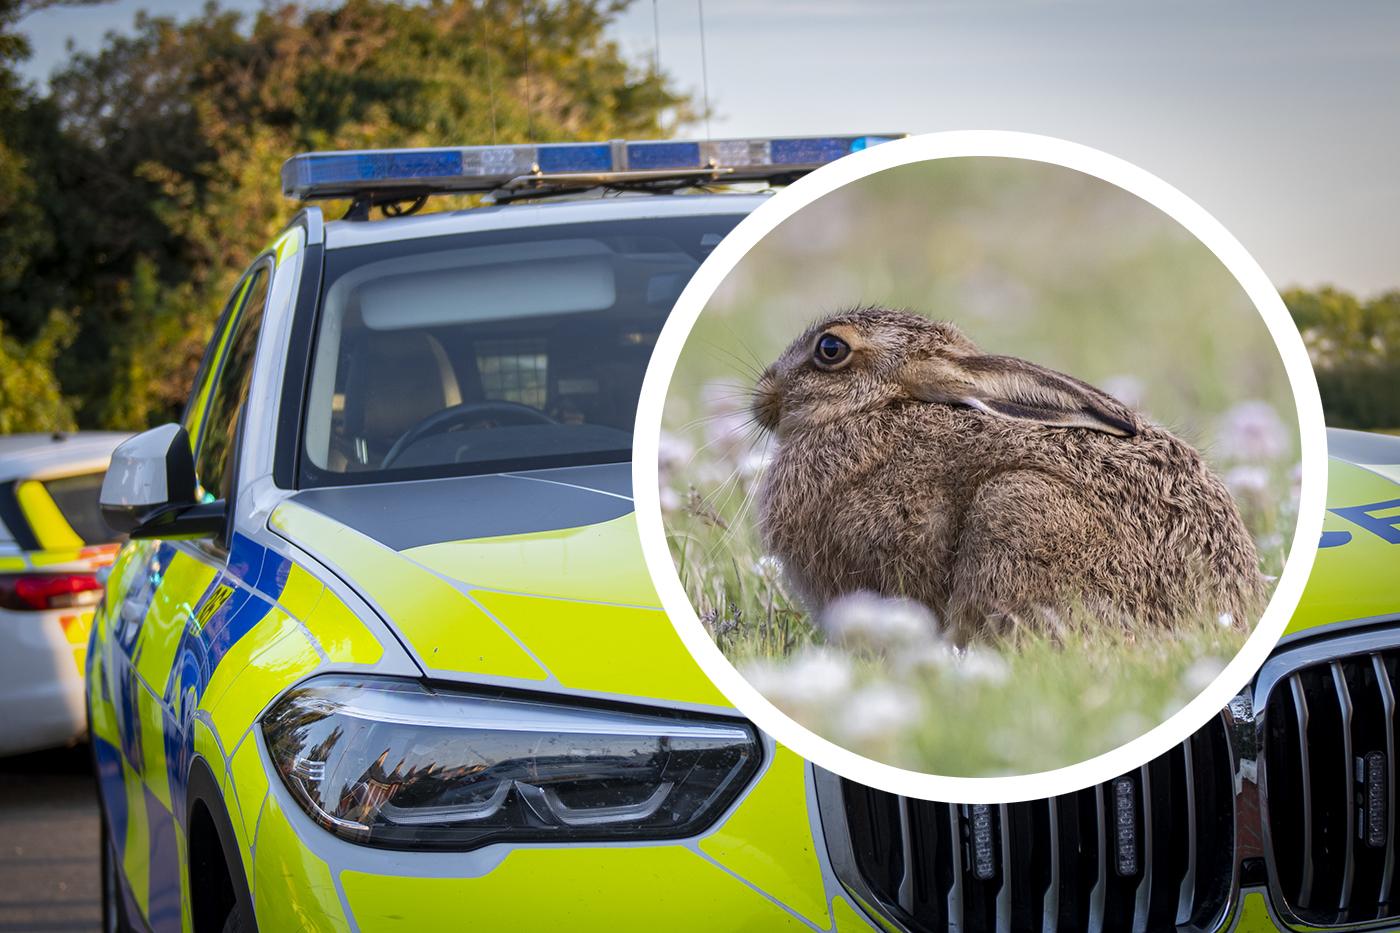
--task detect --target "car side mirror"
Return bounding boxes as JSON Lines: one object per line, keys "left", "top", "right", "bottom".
{"left": 100, "top": 424, "right": 226, "bottom": 539}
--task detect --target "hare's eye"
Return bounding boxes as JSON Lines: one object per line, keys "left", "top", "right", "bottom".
{"left": 814, "top": 334, "right": 850, "bottom": 365}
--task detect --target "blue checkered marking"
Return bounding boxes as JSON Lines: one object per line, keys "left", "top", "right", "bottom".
{"left": 144, "top": 783, "right": 183, "bottom": 933}
{"left": 226, "top": 534, "right": 263, "bottom": 586}
{"left": 94, "top": 736, "right": 128, "bottom": 845}
{"left": 257, "top": 547, "right": 292, "bottom": 599}
{"left": 96, "top": 532, "right": 309, "bottom": 933}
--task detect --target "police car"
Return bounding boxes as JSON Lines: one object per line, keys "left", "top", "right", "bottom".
{"left": 88, "top": 136, "right": 902, "bottom": 933}
{"left": 0, "top": 431, "right": 129, "bottom": 757}
{"left": 86, "top": 135, "right": 1400, "bottom": 933}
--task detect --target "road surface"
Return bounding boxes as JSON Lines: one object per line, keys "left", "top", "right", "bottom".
{"left": 0, "top": 744, "right": 101, "bottom": 933}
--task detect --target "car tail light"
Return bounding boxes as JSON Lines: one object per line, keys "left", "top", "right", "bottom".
{"left": 0, "top": 573, "right": 104, "bottom": 611}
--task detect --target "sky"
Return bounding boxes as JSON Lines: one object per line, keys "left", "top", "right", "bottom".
{"left": 16, "top": 0, "right": 1400, "bottom": 295}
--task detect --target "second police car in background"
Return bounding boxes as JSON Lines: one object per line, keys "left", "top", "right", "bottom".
{"left": 87, "top": 134, "right": 1400, "bottom": 933}
{"left": 0, "top": 431, "right": 130, "bottom": 756}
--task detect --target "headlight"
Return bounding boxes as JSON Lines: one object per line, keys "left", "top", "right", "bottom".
{"left": 261, "top": 676, "right": 761, "bottom": 850}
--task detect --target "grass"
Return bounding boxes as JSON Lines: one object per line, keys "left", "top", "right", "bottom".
{"left": 665, "top": 461, "right": 1255, "bottom": 776}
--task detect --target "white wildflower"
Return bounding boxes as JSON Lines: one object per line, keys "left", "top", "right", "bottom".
{"left": 1182, "top": 657, "right": 1227, "bottom": 693}
{"left": 1224, "top": 465, "right": 1270, "bottom": 498}
{"left": 894, "top": 639, "right": 959, "bottom": 676}
{"left": 835, "top": 684, "right": 922, "bottom": 743}
{"left": 751, "top": 555, "right": 784, "bottom": 582}
{"left": 1216, "top": 401, "right": 1289, "bottom": 463}
{"left": 820, "top": 591, "right": 938, "bottom": 653}
{"left": 657, "top": 431, "right": 693, "bottom": 477}
{"left": 956, "top": 648, "right": 1010, "bottom": 686}
{"left": 659, "top": 486, "right": 682, "bottom": 512}
{"left": 701, "top": 381, "right": 751, "bottom": 456}
{"left": 741, "top": 648, "right": 853, "bottom": 711}
{"left": 694, "top": 460, "right": 733, "bottom": 488}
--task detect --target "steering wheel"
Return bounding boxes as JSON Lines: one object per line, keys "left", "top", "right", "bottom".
{"left": 380, "top": 400, "right": 558, "bottom": 469}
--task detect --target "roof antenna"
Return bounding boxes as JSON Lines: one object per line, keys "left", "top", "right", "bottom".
{"left": 481, "top": 2, "right": 498, "bottom": 145}
{"left": 697, "top": 0, "right": 711, "bottom": 152}
{"left": 522, "top": 8, "right": 535, "bottom": 145}
{"left": 652, "top": 0, "right": 661, "bottom": 116}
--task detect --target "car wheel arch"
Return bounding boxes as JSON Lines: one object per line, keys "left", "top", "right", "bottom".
{"left": 186, "top": 756, "right": 258, "bottom": 933}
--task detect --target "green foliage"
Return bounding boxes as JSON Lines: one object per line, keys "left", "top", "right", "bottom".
{"left": 0, "top": 0, "right": 690, "bottom": 432}
{"left": 0, "top": 0, "right": 67, "bottom": 294}
{"left": 0, "top": 313, "right": 77, "bottom": 433}
{"left": 0, "top": 136, "right": 49, "bottom": 290}
{"left": 1284, "top": 286, "right": 1400, "bottom": 429}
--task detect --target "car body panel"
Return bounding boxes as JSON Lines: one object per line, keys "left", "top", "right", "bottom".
{"left": 405, "top": 513, "right": 659, "bottom": 606}
{"left": 698, "top": 746, "right": 833, "bottom": 926}
{"left": 338, "top": 845, "right": 813, "bottom": 931}
{"left": 269, "top": 500, "right": 552, "bottom": 682}
{"left": 268, "top": 479, "right": 733, "bottom": 710}
{"left": 16, "top": 479, "right": 86, "bottom": 550}
{"left": 1229, "top": 892, "right": 1275, "bottom": 933}
{"left": 285, "top": 463, "right": 635, "bottom": 549}
{"left": 250, "top": 793, "right": 349, "bottom": 933}
{"left": 1287, "top": 438, "right": 1400, "bottom": 636}
{"left": 0, "top": 605, "right": 97, "bottom": 753}
{"left": 0, "top": 432, "right": 132, "bottom": 485}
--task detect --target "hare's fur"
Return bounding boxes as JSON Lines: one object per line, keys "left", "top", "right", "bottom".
{"left": 753, "top": 308, "right": 1266, "bottom": 642}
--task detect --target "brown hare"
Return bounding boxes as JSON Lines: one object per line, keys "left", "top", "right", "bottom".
{"left": 752, "top": 307, "right": 1267, "bottom": 643}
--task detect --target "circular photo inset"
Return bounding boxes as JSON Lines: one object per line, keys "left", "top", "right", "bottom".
{"left": 634, "top": 133, "right": 1325, "bottom": 799}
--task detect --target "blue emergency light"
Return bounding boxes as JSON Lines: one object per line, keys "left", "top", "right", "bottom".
{"left": 281, "top": 135, "right": 904, "bottom": 203}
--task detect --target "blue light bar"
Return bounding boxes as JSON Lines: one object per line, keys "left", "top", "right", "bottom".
{"left": 281, "top": 135, "right": 904, "bottom": 201}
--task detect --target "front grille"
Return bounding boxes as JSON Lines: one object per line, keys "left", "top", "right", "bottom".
{"left": 1264, "top": 649, "right": 1399, "bottom": 925}
{"left": 819, "top": 715, "right": 1235, "bottom": 933}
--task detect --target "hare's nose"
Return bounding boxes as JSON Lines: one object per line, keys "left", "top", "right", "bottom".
{"left": 752, "top": 375, "right": 783, "bottom": 432}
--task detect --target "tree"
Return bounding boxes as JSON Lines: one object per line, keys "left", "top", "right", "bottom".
{"left": 0, "top": 315, "right": 77, "bottom": 434}
{"left": 1283, "top": 286, "right": 1400, "bottom": 429}
{"left": 0, "top": 0, "right": 111, "bottom": 431}
{"left": 1, "top": 0, "right": 692, "bottom": 430}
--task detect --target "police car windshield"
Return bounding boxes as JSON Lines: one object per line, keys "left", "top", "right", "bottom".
{"left": 300, "top": 214, "right": 743, "bottom": 486}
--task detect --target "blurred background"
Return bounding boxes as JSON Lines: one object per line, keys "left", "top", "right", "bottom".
{"left": 679, "top": 156, "right": 1297, "bottom": 445}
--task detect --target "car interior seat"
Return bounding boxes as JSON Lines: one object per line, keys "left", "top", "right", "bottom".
{"left": 338, "top": 330, "right": 462, "bottom": 470}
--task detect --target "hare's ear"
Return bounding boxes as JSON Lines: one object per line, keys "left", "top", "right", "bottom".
{"left": 901, "top": 354, "right": 1138, "bottom": 438}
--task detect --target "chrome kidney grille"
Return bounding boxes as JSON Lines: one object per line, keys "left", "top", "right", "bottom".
{"left": 1262, "top": 644, "right": 1400, "bottom": 926}
{"left": 815, "top": 714, "right": 1235, "bottom": 933}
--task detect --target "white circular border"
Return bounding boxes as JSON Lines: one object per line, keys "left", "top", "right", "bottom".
{"left": 633, "top": 131, "right": 1327, "bottom": 803}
